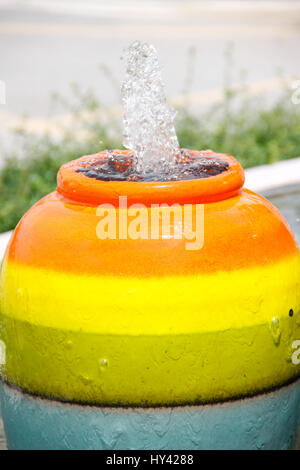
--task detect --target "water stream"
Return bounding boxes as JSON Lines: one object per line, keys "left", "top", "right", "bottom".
{"left": 122, "top": 41, "right": 180, "bottom": 177}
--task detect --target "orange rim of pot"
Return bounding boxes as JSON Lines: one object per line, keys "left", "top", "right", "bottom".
{"left": 57, "top": 149, "right": 245, "bottom": 206}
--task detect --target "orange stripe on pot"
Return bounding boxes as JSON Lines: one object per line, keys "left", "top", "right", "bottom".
{"left": 6, "top": 187, "right": 298, "bottom": 277}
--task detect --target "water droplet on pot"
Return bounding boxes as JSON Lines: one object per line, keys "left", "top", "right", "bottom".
{"left": 270, "top": 317, "right": 281, "bottom": 346}
{"left": 98, "top": 358, "right": 109, "bottom": 373}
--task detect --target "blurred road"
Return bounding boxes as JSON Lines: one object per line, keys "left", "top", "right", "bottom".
{"left": 0, "top": 0, "right": 300, "bottom": 140}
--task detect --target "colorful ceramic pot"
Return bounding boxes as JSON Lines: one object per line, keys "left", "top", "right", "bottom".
{"left": 0, "top": 150, "right": 299, "bottom": 450}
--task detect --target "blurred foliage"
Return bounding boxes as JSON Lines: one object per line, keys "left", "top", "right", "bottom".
{"left": 1, "top": 76, "right": 300, "bottom": 233}
{"left": 176, "top": 88, "right": 300, "bottom": 169}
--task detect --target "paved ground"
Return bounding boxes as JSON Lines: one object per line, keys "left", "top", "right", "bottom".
{"left": 0, "top": 0, "right": 300, "bottom": 151}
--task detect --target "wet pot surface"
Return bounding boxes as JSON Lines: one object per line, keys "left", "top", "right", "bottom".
{"left": 0, "top": 152, "right": 300, "bottom": 450}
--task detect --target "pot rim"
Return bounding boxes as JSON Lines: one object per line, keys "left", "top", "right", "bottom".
{"left": 57, "top": 149, "right": 245, "bottom": 205}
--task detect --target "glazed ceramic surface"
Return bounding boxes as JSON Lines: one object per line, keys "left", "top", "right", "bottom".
{"left": 0, "top": 150, "right": 299, "bottom": 449}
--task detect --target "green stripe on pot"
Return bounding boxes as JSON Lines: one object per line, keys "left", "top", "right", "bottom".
{"left": 1, "top": 313, "right": 300, "bottom": 406}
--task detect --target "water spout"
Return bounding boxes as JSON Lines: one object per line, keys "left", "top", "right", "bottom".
{"left": 122, "top": 41, "right": 180, "bottom": 176}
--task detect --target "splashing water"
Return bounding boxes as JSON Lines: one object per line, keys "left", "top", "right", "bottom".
{"left": 77, "top": 42, "right": 230, "bottom": 182}
{"left": 122, "top": 41, "right": 180, "bottom": 176}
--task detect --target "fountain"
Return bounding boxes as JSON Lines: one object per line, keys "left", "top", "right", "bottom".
{"left": 0, "top": 42, "right": 299, "bottom": 450}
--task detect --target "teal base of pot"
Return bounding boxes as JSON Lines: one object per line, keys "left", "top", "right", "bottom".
{"left": 1, "top": 380, "right": 300, "bottom": 450}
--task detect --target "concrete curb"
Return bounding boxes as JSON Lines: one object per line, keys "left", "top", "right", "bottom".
{"left": 0, "top": 231, "right": 12, "bottom": 262}
{"left": 245, "top": 157, "right": 300, "bottom": 194}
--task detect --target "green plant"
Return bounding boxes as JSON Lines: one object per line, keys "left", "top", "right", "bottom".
{"left": 177, "top": 89, "right": 300, "bottom": 169}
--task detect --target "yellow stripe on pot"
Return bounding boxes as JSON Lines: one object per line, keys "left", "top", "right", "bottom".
{"left": 1, "top": 255, "right": 300, "bottom": 335}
